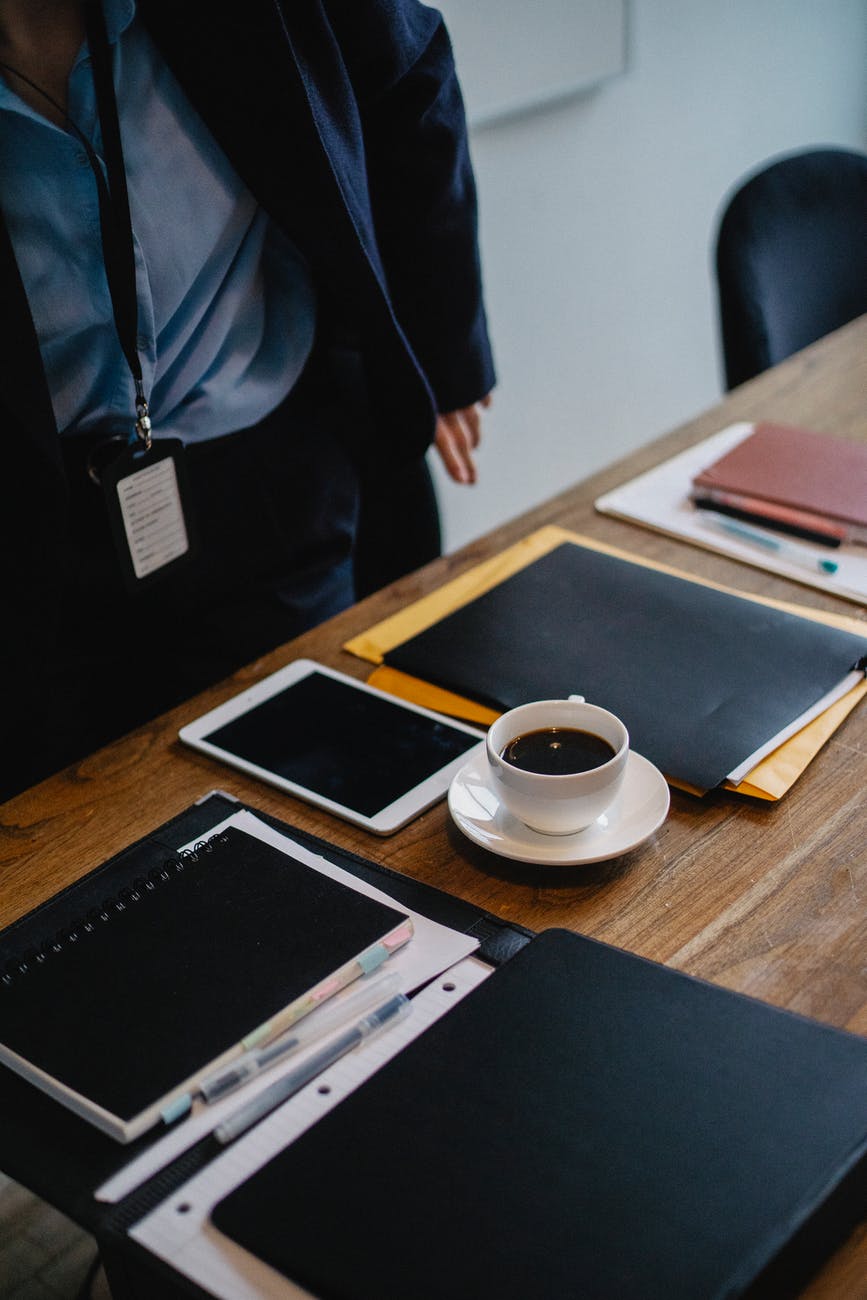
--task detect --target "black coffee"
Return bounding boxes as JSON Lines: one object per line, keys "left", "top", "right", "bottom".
{"left": 500, "top": 727, "right": 616, "bottom": 775}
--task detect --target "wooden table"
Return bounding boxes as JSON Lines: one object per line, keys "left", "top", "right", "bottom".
{"left": 3, "top": 315, "right": 867, "bottom": 1296}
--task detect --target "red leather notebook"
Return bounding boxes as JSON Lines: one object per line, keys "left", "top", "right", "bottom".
{"left": 691, "top": 422, "right": 867, "bottom": 543}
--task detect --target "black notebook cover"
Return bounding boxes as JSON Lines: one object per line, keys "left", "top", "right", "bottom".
{"left": 213, "top": 928, "right": 867, "bottom": 1300}
{"left": 384, "top": 541, "right": 867, "bottom": 790}
{"left": 0, "top": 793, "right": 532, "bottom": 1234}
{"left": 0, "top": 825, "right": 408, "bottom": 1141}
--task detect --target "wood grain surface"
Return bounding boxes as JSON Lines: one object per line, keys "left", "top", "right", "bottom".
{"left": 2, "top": 317, "right": 867, "bottom": 1297}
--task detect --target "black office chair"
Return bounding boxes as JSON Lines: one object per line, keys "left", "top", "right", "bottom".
{"left": 714, "top": 146, "right": 867, "bottom": 390}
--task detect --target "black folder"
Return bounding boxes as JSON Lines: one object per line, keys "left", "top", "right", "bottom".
{"left": 213, "top": 928, "right": 867, "bottom": 1300}
{"left": 384, "top": 541, "right": 867, "bottom": 791}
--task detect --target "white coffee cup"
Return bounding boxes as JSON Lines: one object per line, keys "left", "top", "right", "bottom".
{"left": 486, "top": 698, "right": 629, "bottom": 835}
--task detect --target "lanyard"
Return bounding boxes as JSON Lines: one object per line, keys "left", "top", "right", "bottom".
{"left": 0, "top": 5, "right": 150, "bottom": 446}
{"left": 83, "top": 1, "right": 152, "bottom": 448}
{"left": 1, "top": 6, "right": 196, "bottom": 588}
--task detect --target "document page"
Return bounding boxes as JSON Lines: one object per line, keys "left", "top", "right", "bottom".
{"left": 596, "top": 422, "right": 867, "bottom": 604}
{"left": 129, "top": 957, "right": 492, "bottom": 1299}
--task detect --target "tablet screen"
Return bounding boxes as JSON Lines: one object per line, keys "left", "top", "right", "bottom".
{"left": 200, "top": 670, "right": 480, "bottom": 818}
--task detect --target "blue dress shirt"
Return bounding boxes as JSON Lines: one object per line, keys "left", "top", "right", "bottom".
{"left": 0, "top": 0, "right": 316, "bottom": 443}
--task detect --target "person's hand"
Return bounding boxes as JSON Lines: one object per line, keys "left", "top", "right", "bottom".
{"left": 433, "top": 394, "right": 492, "bottom": 484}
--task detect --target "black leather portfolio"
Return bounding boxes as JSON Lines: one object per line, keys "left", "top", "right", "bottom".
{"left": 213, "top": 928, "right": 867, "bottom": 1300}
{"left": 0, "top": 791, "right": 530, "bottom": 1230}
{"left": 384, "top": 540, "right": 867, "bottom": 791}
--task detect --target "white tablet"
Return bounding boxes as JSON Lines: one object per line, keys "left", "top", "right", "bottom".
{"left": 179, "top": 660, "right": 485, "bottom": 835}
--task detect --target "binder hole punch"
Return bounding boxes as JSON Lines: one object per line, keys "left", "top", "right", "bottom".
{"left": 442, "top": 981, "right": 457, "bottom": 992}
{"left": 317, "top": 1084, "right": 332, "bottom": 1096}
{"left": 176, "top": 1202, "right": 192, "bottom": 1216}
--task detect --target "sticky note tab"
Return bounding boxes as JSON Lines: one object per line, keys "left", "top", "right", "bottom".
{"left": 357, "top": 943, "right": 389, "bottom": 975}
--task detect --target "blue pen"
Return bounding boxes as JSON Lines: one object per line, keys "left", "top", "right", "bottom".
{"left": 700, "top": 513, "right": 839, "bottom": 575}
{"left": 199, "top": 971, "right": 401, "bottom": 1103}
{"left": 214, "top": 992, "right": 412, "bottom": 1145}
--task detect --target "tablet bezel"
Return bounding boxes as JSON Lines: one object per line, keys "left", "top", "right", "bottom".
{"left": 179, "top": 659, "right": 485, "bottom": 835}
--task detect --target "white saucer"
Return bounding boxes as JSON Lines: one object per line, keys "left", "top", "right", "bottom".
{"left": 448, "top": 747, "right": 670, "bottom": 865}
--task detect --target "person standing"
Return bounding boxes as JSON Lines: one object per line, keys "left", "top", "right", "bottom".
{"left": 0, "top": 0, "right": 495, "bottom": 800}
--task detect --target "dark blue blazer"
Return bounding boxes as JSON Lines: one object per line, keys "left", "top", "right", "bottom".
{"left": 0, "top": 0, "right": 494, "bottom": 562}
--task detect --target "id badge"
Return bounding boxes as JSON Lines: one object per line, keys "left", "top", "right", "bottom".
{"left": 101, "top": 439, "right": 197, "bottom": 591}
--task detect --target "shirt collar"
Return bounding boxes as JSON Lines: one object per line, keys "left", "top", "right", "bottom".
{"left": 102, "top": 0, "right": 137, "bottom": 45}
{"left": 0, "top": 0, "right": 136, "bottom": 117}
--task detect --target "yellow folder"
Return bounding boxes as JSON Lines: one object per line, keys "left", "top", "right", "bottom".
{"left": 344, "top": 526, "right": 867, "bottom": 800}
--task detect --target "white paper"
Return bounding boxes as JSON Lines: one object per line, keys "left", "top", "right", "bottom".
{"left": 130, "top": 956, "right": 493, "bottom": 1300}
{"left": 96, "top": 811, "right": 479, "bottom": 1203}
{"left": 595, "top": 424, "right": 867, "bottom": 780}
{"left": 725, "top": 669, "right": 864, "bottom": 783}
{"left": 595, "top": 422, "right": 867, "bottom": 604}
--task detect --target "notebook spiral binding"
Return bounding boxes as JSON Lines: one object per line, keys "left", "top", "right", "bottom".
{"left": 1, "top": 832, "right": 229, "bottom": 988}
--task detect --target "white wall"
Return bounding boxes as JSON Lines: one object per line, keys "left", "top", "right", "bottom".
{"left": 432, "top": 0, "right": 867, "bottom": 550}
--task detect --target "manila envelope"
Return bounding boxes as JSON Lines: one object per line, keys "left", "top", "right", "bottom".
{"left": 344, "top": 525, "right": 867, "bottom": 800}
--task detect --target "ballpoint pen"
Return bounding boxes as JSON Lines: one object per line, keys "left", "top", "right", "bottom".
{"left": 699, "top": 512, "right": 839, "bottom": 575}
{"left": 214, "top": 991, "right": 412, "bottom": 1145}
{"left": 235, "top": 918, "right": 413, "bottom": 1055}
{"left": 199, "top": 971, "right": 401, "bottom": 1103}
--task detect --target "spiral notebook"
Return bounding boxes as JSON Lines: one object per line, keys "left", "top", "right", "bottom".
{"left": 0, "top": 825, "right": 411, "bottom": 1142}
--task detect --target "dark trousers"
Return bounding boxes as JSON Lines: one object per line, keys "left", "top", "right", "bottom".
{"left": 2, "top": 355, "right": 360, "bottom": 802}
